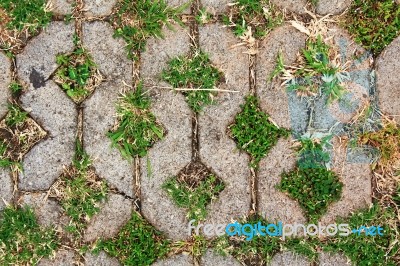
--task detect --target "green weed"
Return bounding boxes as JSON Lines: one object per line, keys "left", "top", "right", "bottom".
{"left": 297, "top": 136, "right": 332, "bottom": 169}
{"left": 108, "top": 83, "right": 164, "bottom": 159}
{"left": 96, "top": 212, "right": 170, "bottom": 266}
{"left": 9, "top": 81, "right": 23, "bottom": 95}
{"left": 195, "top": 8, "right": 213, "bottom": 25}
{"left": 162, "top": 50, "right": 223, "bottom": 113}
{"left": 5, "top": 104, "right": 28, "bottom": 128}
{"left": 229, "top": 96, "right": 290, "bottom": 167}
{"left": 0, "top": 206, "right": 59, "bottom": 265}
{"left": 163, "top": 174, "right": 225, "bottom": 221}
{"left": 346, "top": 0, "right": 400, "bottom": 55}
{"left": 110, "top": 0, "right": 188, "bottom": 60}
{"left": 0, "top": 140, "right": 13, "bottom": 168}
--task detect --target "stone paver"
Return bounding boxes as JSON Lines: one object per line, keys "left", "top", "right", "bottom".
{"left": 19, "top": 81, "right": 77, "bottom": 191}
{"left": 201, "top": 249, "right": 241, "bottom": 266}
{"left": 167, "top": 0, "right": 191, "bottom": 14}
{"left": 84, "top": 0, "right": 118, "bottom": 17}
{"left": 201, "top": 0, "right": 228, "bottom": 13}
{"left": 0, "top": 52, "right": 11, "bottom": 119}
{"left": 316, "top": 0, "right": 352, "bottom": 15}
{"left": 270, "top": 251, "right": 310, "bottom": 266}
{"left": 258, "top": 137, "right": 307, "bottom": 224}
{"left": 0, "top": 169, "right": 13, "bottom": 211}
{"left": 49, "top": 0, "right": 74, "bottom": 16}
{"left": 84, "top": 193, "right": 133, "bottom": 242}
{"left": 152, "top": 253, "right": 193, "bottom": 266}
{"left": 320, "top": 137, "right": 371, "bottom": 225}
{"left": 376, "top": 35, "right": 400, "bottom": 124}
{"left": 140, "top": 27, "right": 192, "bottom": 241}
{"left": 270, "top": 0, "right": 308, "bottom": 15}
{"left": 318, "top": 252, "right": 351, "bottom": 266}
{"left": 199, "top": 23, "right": 251, "bottom": 227}
{"left": 257, "top": 25, "right": 308, "bottom": 132}
{"left": 38, "top": 250, "right": 76, "bottom": 266}
{"left": 82, "top": 21, "right": 135, "bottom": 197}
{"left": 85, "top": 251, "right": 121, "bottom": 266}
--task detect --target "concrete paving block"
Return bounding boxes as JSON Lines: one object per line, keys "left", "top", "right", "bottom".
{"left": 320, "top": 137, "right": 371, "bottom": 225}
{"left": 316, "top": 0, "right": 352, "bottom": 15}
{"left": 38, "top": 250, "right": 76, "bottom": 266}
{"left": 318, "top": 252, "right": 351, "bottom": 266}
{"left": 84, "top": 0, "right": 118, "bottom": 17}
{"left": 258, "top": 137, "right": 307, "bottom": 225}
{"left": 0, "top": 169, "right": 13, "bottom": 211}
{"left": 84, "top": 193, "right": 133, "bottom": 242}
{"left": 49, "top": 0, "right": 74, "bottom": 15}
{"left": 0, "top": 52, "right": 11, "bottom": 119}
{"left": 257, "top": 25, "right": 308, "bottom": 132}
{"left": 167, "top": 0, "right": 191, "bottom": 14}
{"left": 270, "top": 251, "right": 311, "bottom": 266}
{"left": 201, "top": 249, "right": 241, "bottom": 266}
{"left": 376, "top": 35, "right": 400, "bottom": 124}
{"left": 270, "top": 0, "right": 309, "bottom": 15}
{"left": 17, "top": 22, "right": 74, "bottom": 89}
{"left": 85, "top": 251, "right": 121, "bottom": 266}
{"left": 201, "top": 0, "right": 229, "bottom": 14}
{"left": 198, "top": 23, "right": 251, "bottom": 227}
{"left": 19, "top": 81, "right": 76, "bottom": 191}
{"left": 152, "top": 253, "right": 194, "bottom": 266}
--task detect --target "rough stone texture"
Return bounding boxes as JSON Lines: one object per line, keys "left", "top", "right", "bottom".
{"left": 37, "top": 250, "right": 76, "bottom": 266}
{"left": 257, "top": 25, "right": 308, "bottom": 132}
{"left": 49, "top": 0, "right": 74, "bottom": 15}
{"left": 84, "top": 0, "right": 118, "bottom": 17}
{"left": 316, "top": 0, "right": 352, "bottom": 15}
{"left": 258, "top": 137, "right": 307, "bottom": 225}
{"left": 166, "top": 0, "right": 191, "bottom": 14}
{"left": 320, "top": 137, "right": 371, "bottom": 225}
{"left": 318, "top": 252, "right": 351, "bottom": 266}
{"left": 201, "top": 0, "right": 229, "bottom": 13}
{"left": 152, "top": 253, "right": 194, "bottom": 266}
{"left": 82, "top": 21, "right": 135, "bottom": 197}
{"left": 84, "top": 193, "right": 133, "bottom": 242}
{"left": 199, "top": 23, "right": 251, "bottom": 227}
{"left": 314, "top": 27, "right": 372, "bottom": 133}
{"left": 19, "top": 81, "right": 77, "bottom": 191}
{"left": 376, "top": 35, "right": 400, "bottom": 124}
{"left": 18, "top": 192, "right": 64, "bottom": 227}
{"left": 17, "top": 22, "right": 74, "bottom": 89}
{"left": 270, "top": 0, "right": 309, "bottom": 15}
{"left": 270, "top": 252, "right": 310, "bottom": 266}
{"left": 140, "top": 26, "right": 192, "bottom": 241}
{"left": 85, "top": 251, "right": 121, "bottom": 266}
{"left": 201, "top": 249, "right": 241, "bottom": 266}
{"left": 0, "top": 52, "right": 11, "bottom": 119}
{"left": 0, "top": 169, "right": 13, "bottom": 211}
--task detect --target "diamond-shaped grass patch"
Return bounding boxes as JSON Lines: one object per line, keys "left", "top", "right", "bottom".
{"left": 162, "top": 161, "right": 225, "bottom": 221}
{"left": 162, "top": 50, "right": 224, "bottom": 113}
{"left": 229, "top": 95, "right": 290, "bottom": 167}
{"left": 54, "top": 44, "right": 104, "bottom": 104}
{"left": 108, "top": 82, "right": 164, "bottom": 160}
{"left": 96, "top": 211, "right": 170, "bottom": 266}
{"left": 0, "top": 103, "right": 46, "bottom": 169}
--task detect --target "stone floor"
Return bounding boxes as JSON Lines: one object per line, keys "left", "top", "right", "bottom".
{"left": 0, "top": 0, "right": 399, "bottom": 265}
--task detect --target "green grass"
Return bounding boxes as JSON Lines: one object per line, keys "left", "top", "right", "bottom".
{"left": 55, "top": 44, "right": 100, "bottom": 103}
{"left": 96, "top": 212, "right": 170, "bottom": 266}
{"left": 108, "top": 83, "right": 164, "bottom": 159}
{"left": 110, "top": 0, "right": 188, "bottom": 60}
{"left": 4, "top": 104, "right": 28, "bottom": 128}
{"left": 57, "top": 141, "right": 108, "bottom": 235}
{"left": 0, "top": 206, "right": 59, "bottom": 265}
{"left": 229, "top": 95, "right": 290, "bottom": 167}
{"left": 223, "top": 0, "right": 283, "bottom": 38}
{"left": 9, "top": 81, "right": 23, "bottom": 95}
{"left": 346, "top": 0, "right": 400, "bottom": 55}
{"left": 195, "top": 7, "right": 213, "bottom": 25}
{"left": 278, "top": 167, "right": 343, "bottom": 222}
{"left": 0, "top": 0, "right": 52, "bottom": 33}
{"left": 0, "top": 140, "right": 13, "bottom": 168}
{"left": 163, "top": 174, "right": 225, "bottom": 221}
{"left": 297, "top": 137, "right": 332, "bottom": 169}
{"left": 162, "top": 50, "right": 223, "bottom": 113}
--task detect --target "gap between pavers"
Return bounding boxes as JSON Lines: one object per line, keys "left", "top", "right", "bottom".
{"left": 0, "top": 51, "right": 11, "bottom": 119}
{"left": 140, "top": 26, "right": 192, "bottom": 241}
{"left": 198, "top": 23, "right": 251, "bottom": 227}
{"left": 82, "top": 21, "right": 135, "bottom": 198}
{"left": 376, "top": 35, "right": 400, "bottom": 124}
{"left": 256, "top": 25, "right": 308, "bottom": 134}
{"left": 37, "top": 249, "right": 77, "bottom": 266}
{"left": 257, "top": 137, "right": 307, "bottom": 225}
{"left": 201, "top": 249, "right": 242, "bottom": 266}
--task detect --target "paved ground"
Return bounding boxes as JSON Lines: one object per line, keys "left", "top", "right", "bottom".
{"left": 0, "top": 0, "right": 399, "bottom": 265}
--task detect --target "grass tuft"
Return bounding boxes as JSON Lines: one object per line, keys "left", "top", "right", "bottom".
{"left": 229, "top": 95, "right": 290, "bottom": 167}
{"left": 0, "top": 206, "right": 59, "bottom": 265}
{"left": 162, "top": 50, "right": 223, "bottom": 113}
{"left": 108, "top": 82, "right": 164, "bottom": 159}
